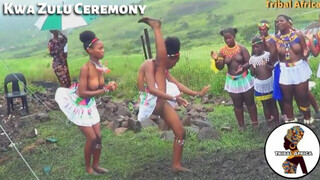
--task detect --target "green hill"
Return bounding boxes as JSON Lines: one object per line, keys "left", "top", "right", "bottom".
{"left": 0, "top": 0, "right": 319, "bottom": 59}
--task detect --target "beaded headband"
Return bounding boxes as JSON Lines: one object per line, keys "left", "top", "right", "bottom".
{"left": 86, "top": 38, "right": 99, "bottom": 49}
{"left": 258, "top": 22, "right": 269, "bottom": 30}
{"left": 167, "top": 52, "right": 180, "bottom": 57}
{"left": 252, "top": 39, "right": 263, "bottom": 45}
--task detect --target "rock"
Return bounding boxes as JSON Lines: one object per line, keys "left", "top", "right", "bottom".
{"left": 99, "top": 110, "right": 109, "bottom": 122}
{"left": 116, "top": 106, "right": 132, "bottom": 118}
{"left": 201, "top": 97, "right": 209, "bottom": 104}
{"left": 0, "top": 146, "right": 8, "bottom": 152}
{"left": 101, "top": 96, "right": 111, "bottom": 103}
{"left": 101, "top": 121, "right": 109, "bottom": 126}
{"left": 206, "top": 106, "right": 214, "bottom": 112}
{"left": 47, "top": 92, "right": 55, "bottom": 99}
{"left": 35, "top": 138, "right": 46, "bottom": 145}
{"left": 127, "top": 118, "right": 141, "bottom": 132}
{"left": 198, "top": 127, "right": 220, "bottom": 141}
{"left": 221, "top": 126, "right": 233, "bottom": 132}
{"left": 158, "top": 118, "right": 170, "bottom": 131}
{"left": 112, "top": 118, "right": 122, "bottom": 130}
{"left": 186, "top": 104, "right": 193, "bottom": 112}
{"left": 141, "top": 118, "right": 157, "bottom": 128}
{"left": 106, "top": 121, "right": 114, "bottom": 130}
{"left": 186, "top": 125, "right": 200, "bottom": 134}
{"left": 224, "top": 100, "right": 233, "bottom": 106}
{"left": 187, "top": 109, "right": 199, "bottom": 117}
{"left": 26, "top": 129, "right": 38, "bottom": 138}
{"left": 193, "top": 104, "right": 205, "bottom": 112}
{"left": 121, "top": 120, "right": 128, "bottom": 128}
{"left": 160, "top": 131, "right": 175, "bottom": 141}
{"left": 182, "top": 116, "right": 191, "bottom": 126}
{"left": 114, "top": 128, "right": 128, "bottom": 136}
{"left": 199, "top": 112, "right": 207, "bottom": 118}
{"left": 105, "top": 103, "right": 118, "bottom": 112}
{"left": 36, "top": 113, "right": 50, "bottom": 122}
{"left": 191, "top": 119, "right": 212, "bottom": 129}
{"left": 96, "top": 102, "right": 104, "bottom": 109}
{"left": 124, "top": 116, "right": 130, "bottom": 121}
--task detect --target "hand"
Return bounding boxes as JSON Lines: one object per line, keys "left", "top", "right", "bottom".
{"left": 235, "top": 65, "right": 243, "bottom": 74}
{"left": 198, "top": 85, "right": 211, "bottom": 97}
{"left": 211, "top": 51, "right": 218, "bottom": 60}
{"left": 105, "top": 81, "right": 118, "bottom": 91}
{"left": 305, "top": 30, "right": 313, "bottom": 41}
{"left": 176, "top": 96, "right": 188, "bottom": 107}
{"left": 174, "top": 93, "right": 188, "bottom": 107}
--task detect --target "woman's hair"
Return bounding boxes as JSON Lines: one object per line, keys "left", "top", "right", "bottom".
{"left": 79, "top": 30, "right": 97, "bottom": 50}
{"left": 165, "top": 36, "right": 180, "bottom": 55}
{"left": 220, "top": 28, "right": 238, "bottom": 37}
{"left": 277, "top": 14, "right": 293, "bottom": 25}
{"left": 251, "top": 36, "right": 263, "bottom": 45}
{"left": 260, "top": 20, "right": 269, "bottom": 24}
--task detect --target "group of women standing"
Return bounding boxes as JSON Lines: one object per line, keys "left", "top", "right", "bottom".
{"left": 211, "top": 14, "right": 320, "bottom": 132}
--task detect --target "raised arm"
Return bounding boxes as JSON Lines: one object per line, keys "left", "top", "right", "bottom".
{"left": 211, "top": 50, "right": 225, "bottom": 70}
{"left": 306, "top": 32, "right": 320, "bottom": 57}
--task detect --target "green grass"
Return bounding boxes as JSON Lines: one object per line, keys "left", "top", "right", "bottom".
{"left": 0, "top": 105, "right": 267, "bottom": 179}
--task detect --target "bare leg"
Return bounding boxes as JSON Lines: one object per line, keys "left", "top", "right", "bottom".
{"left": 78, "top": 126, "right": 98, "bottom": 174}
{"left": 161, "top": 102, "right": 191, "bottom": 172}
{"left": 229, "top": 92, "right": 245, "bottom": 131}
{"left": 280, "top": 84, "right": 294, "bottom": 121}
{"left": 262, "top": 98, "right": 279, "bottom": 129}
{"left": 308, "top": 90, "right": 320, "bottom": 114}
{"left": 242, "top": 88, "right": 258, "bottom": 129}
{"left": 91, "top": 123, "right": 108, "bottom": 174}
{"left": 294, "top": 81, "right": 313, "bottom": 125}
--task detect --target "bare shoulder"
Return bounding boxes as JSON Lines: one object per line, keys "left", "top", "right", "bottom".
{"left": 139, "top": 59, "right": 155, "bottom": 71}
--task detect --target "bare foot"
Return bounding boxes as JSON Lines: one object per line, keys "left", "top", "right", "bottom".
{"left": 86, "top": 167, "right": 99, "bottom": 175}
{"left": 138, "top": 17, "right": 161, "bottom": 29}
{"left": 238, "top": 126, "right": 245, "bottom": 132}
{"left": 93, "top": 166, "right": 109, "bottom": 174}
{"left": 172, "top": 166, "right": 192, "bottom": 172}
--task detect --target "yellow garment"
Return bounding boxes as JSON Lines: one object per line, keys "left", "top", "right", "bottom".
{"left": 210, "top": 59, "right": 219, "bottom": 74}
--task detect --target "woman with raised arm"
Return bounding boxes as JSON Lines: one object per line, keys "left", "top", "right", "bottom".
{"left": 137, "top": 17, "right": 209, "bottom": 172}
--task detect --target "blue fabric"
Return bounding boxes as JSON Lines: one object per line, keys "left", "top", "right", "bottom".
{"left": 273, "top": 63, "right": 282, "bottom": 100}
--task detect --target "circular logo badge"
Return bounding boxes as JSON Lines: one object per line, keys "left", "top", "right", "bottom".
{"left": 265, "top": 123, "right": 320, "bottom": 178}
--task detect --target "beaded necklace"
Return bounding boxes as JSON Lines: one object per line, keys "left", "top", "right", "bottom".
{"left": 90, "top": 60, "right": 111, "bottom": 74}
{"left": 276, "top": 31, "right": 299, "bottom": 61}
{"left": 220, "top": 44, "right": 240, "bottom": 58}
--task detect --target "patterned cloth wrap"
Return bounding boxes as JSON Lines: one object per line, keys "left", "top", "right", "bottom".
{"left": 285, "top": 126, "right": 304, "bottom": 146}
{"left": 224, "top": 70, "right": 254, "bottom": 93}
{"left": 282, "top": 126, "right": 305, "bottom": 174}
{"left": 54, "top": 83, "right": 100, "bottom": 126}
{"left": 137, "top": 80, "right": 180, "bottom": 121}
{"left": 282, "top": 160, "right": 297, "bottom": 174}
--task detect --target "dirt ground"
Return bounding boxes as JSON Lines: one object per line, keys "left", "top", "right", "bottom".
{"left": 131, "top": 149, "right": 320, "bottom": 180}
{"left": 131, "top": 124, "right": 320, "bottom": 179}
